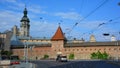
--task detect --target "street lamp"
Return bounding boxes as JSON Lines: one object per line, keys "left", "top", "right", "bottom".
{"left": 30, "top": 45, "right": 35, "bottom": 60}
{"left": 115, "top": 41, "right": 119, "bottom": 61}
{"left": 24, "top": 41, "right": 28, "bottom": 63}
{"left": 24, "top": 41, "right": 26, "bottom": 62}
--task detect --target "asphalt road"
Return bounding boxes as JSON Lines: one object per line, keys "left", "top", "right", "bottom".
{"left": 30, "top": 60, "right": 120, "bottom": 68}
{"left": 31, "top": 60, "right": 75, "bottom": 68}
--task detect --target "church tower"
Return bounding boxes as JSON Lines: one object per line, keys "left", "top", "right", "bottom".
{"left": 20, "top": 7, "right": 30, "bottom": 37}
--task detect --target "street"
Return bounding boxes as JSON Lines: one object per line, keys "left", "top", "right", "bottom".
{"left": 3, "top": 60, "right": 120, "bottom": 68}
{"left": 30, "top": 60, "right": 120, "bottom": 68}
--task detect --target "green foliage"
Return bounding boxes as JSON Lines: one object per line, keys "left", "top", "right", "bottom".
{"left": 43, "top": 54, "right": 49, "bottom": 59}
{"left": 91, "top": 52, "right": 97, "bottom": 59}
{"left": 0, "top": 50, "right": 13, "bottom": 57}
{"left": 96, "top": 51, "right": 103, "bottom": 59}
{"left": 90, "top": 51, "right": 109, "bottom": 60}
{"left": 102, "top": 51, "right": 109, "bottom": 59}
{"left": 69, "top": 53, "right": 74, "bottom": 59}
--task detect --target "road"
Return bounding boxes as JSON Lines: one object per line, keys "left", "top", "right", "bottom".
{"left": 30, "top": 60, "right": 120, "bottom": 68}
{"left": 31, "top": 60, "right": 75, "bottom": 68}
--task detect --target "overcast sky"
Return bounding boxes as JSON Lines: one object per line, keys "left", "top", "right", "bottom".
{"left": 0, "top": 0, "right": 120, "bottom": 41}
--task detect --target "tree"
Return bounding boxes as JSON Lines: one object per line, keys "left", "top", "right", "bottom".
{"left": 0, "top": 50, "right": 12, "bottom": 57}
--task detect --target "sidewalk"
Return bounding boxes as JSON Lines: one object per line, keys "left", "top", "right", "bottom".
{"left": 10, "top": 62, "right": 36, "bottom": 68}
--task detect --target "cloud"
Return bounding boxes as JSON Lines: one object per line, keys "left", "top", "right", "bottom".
{"left": 54, "top": 12, "right": 82, "bottom": 20}
{"left": 78, "top": 21, "right": 106, "bottom": 29}
{"left": 1, "top": 0, "right": 17, "bottom": 3}
{"left": 30, "top": 20, "right": 58, "bottom": 37}
{"left": 0, "top": 10, "right": 22, "bottom": 32}
{"left": 28, "top": 5, "right": 47, "bottom": 14}
{"left": 1, "top": 0, "right": 47, "bottom": 14}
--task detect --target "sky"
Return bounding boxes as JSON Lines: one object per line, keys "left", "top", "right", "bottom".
{"left": 0, "top": 0, "right": 120, "bottom": 41}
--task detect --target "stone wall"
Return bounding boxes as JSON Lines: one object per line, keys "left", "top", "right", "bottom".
{"left": 12, "top": 45, "right": 120, "bottom": 60}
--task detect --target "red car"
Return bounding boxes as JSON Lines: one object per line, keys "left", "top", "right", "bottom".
{"left": 11, "top": 61, "right": 20, "bottom": 65}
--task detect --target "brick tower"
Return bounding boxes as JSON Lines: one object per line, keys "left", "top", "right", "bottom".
{"left": 51, "top": 25, "right": 65, "bottom": 58}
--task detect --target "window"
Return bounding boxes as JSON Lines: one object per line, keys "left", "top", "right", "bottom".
{"left": 114, "top": 48, "right": 117, "bottom": 50}
{"left": 94, "top": 49, "right": 96, "bottom": 50}
{"left": 90, "top": 49, "right": 92, "bottom": 51}
{"left": 104, "top": 48, "right": 106, "bottom": 50}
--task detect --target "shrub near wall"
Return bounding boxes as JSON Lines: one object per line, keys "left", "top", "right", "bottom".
{"left": 43, "top": 54, "right": 49, "bottom": 59}
{"left": 91, "top": 51, "right": 109, "bottom": 60}
{"left": 69, "top": 53, "right": 74, "bottom": 59}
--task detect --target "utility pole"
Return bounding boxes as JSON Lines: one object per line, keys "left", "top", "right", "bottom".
{"left": 24, "top": 41, "right": 28, "bottom": 63}
{"left": 24, "top": 42, "right": 26, "bottom": 62}
{"left": 116, "top": 41, "right": 119, "bottom": 61}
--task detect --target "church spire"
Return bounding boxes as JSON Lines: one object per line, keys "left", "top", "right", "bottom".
{"left": 23, "top": 7, "right": 27, "bottom": 17}
{"left": 20, "top": 7, "right": 30, "bottom": 22}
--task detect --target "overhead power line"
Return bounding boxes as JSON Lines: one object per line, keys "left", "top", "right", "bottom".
{"left": 67, "top": 0, "right": 109, "bottom": 34}
{"left": 80, "top": 16, "right": 120, "bottom": 37}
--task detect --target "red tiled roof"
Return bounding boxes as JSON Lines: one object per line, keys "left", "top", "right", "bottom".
{"left": 51, "top": 26, "right": 65, "bottom": 41}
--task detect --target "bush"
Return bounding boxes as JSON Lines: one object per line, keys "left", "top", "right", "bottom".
{"left": 102, "top": 51, "right": 109, "bottom": 59}
{"left": 0, "top": 50, "right": 13, "bottom": 57}
{"left": 43, "top": 54, "right": 49, "bottom": 59}
{"left": 90, "top": 51, "right": 109, "bottom": 60}
{"left": 69, "top": 53, "right": 74, "bottom": 59}
{"left": 91, "top": 52, "right": 97, "bottom": 59}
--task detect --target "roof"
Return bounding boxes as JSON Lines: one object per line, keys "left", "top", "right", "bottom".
{"left": 51, "top": 26, "right": 65, "bottom": 41}
{"left": 10, "top": 35, "right": 23, "bottom": 46}
{"left": 65, "top": 41, "right": 120, "bottom": 47}
{"left": 20, "top": 7, "right": 30, "bottom": 22}
{"left": 11, "top": 35, "right": 51, "bottom": 48}
{"left": 23, "top": 42, "right": 51, "bottom": 46}
{"left": 11, "top": 42, "right": 51, "bottom": 49}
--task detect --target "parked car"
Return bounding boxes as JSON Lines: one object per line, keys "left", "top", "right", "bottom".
{"left": 10, "top": 55, "right": 20, "bottom": 65}
{"left": 0, "top": 55, "right": 11, "bottom": 65}
{"left": 10, "top": 61, "right": 20, "bottom": 65}
{"left": 0, "top": 55, "right": 20, "bottom": 65}
{"left": 56, "top": 55, "right": 67, "bottom": 62}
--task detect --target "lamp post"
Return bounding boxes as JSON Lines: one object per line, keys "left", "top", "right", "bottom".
{"left": 30, "top": 45, "right": 34, "bottom": 60}
{"left": 26, "top": 42, "right": 28, "bottom": 63}
{"left": 24, "top": 41, "right": 26, "bottom": 63}
{"left": 115, "top": 41, "right": 119, "bottom": 61}
{"left": 24, "top": 41, "right": 28, "bottom": 63}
